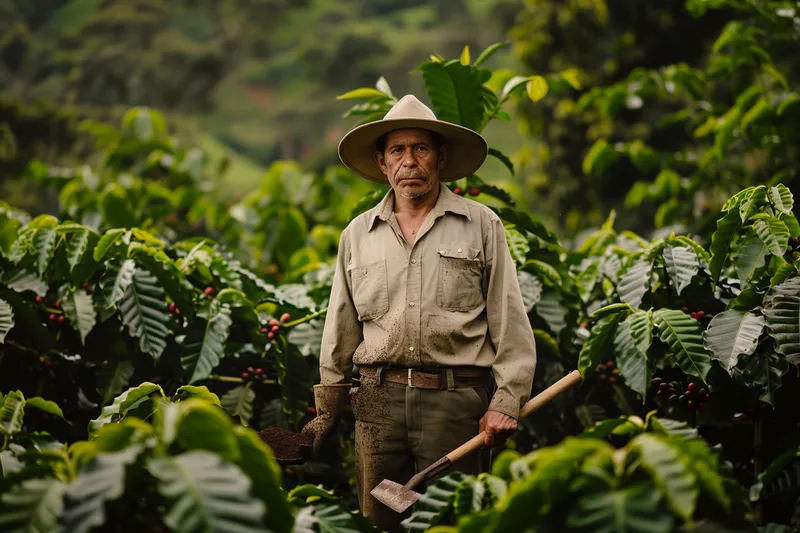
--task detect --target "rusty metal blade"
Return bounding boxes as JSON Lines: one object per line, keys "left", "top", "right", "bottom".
{"left": 370, "top": 479, "right": 421, "bottom": 514}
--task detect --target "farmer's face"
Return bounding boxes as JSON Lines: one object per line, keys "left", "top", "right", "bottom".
{"left": 375, "top": 129, "right": 447, "bottom": 199}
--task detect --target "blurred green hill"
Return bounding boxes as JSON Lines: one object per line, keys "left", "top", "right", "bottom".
{"left": 0, "top": 0, "right": 522, "bottom": 196}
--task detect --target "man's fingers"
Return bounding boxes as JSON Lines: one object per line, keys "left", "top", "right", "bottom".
{"left": 483, "top": 427, "right": 495, "bottom": 447}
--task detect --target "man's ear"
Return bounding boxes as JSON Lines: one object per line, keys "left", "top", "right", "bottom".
{"left": 375, "top": 151, "right": 387, "bottom": 174}
{"left": 438, "top": 144, "right": 448, "bottom": 171}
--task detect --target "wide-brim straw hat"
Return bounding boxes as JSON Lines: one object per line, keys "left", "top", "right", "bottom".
{"left": 338, "top": 94, "right": 488, "bottom": 183}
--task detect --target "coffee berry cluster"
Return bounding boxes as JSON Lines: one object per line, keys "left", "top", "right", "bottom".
{"left": 451, "top": 186, "right": 480, "bottom": 197}
{"left": 681, "top": 307, "right": 706, "bottom": 320}
{"left": 34, "top": 295, "right": 67, "bottom": 325}
{"left": 259, "top": 313, "right": 291, "bottom": 339}
{"left": 240, "top": 366, "right": 269, "bottom": 383}
{"left": 595, "top": 360, "right": 620, "bottom": 383}
{"left": 652, "top": 377, "right": 711, "bottom": 411}
{"left": 789, "top": 236, "right": 800, "bottom": 260}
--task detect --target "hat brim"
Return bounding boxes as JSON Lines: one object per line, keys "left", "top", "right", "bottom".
{"left": 337, "top": 118, "right": 488, "bottom": 183}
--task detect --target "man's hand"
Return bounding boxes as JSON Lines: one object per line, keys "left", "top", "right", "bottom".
{"left": 479, "top": 410, "right": 518, "bottom": 447}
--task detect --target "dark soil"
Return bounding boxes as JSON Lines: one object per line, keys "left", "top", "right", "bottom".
{"left": 258, "top": 427, "right": 313, "bottom": 463}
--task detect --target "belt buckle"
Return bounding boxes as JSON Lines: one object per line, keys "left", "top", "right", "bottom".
{"left": 407, "top": 368, "right": 415, "bottom": 388}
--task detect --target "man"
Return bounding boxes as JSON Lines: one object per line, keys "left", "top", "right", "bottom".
{"left": 302, "top": 95, "right": 537, "bottom": 532}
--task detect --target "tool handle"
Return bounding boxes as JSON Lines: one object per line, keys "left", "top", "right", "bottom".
{"left": 445, "top": 369, "right": 582, "bottom": 464}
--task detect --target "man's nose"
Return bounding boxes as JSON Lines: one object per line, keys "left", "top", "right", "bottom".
{"left": 402, "top": 148, "right": 417, "bottom": 166}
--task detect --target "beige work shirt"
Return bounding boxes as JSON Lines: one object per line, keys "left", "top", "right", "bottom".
{"left": 319, "top": 182, "right": 537, "bottom": 419}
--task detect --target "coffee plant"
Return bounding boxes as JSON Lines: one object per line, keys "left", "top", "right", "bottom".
{"left": 1, "top": 32, "right": 799, "bottom": 533}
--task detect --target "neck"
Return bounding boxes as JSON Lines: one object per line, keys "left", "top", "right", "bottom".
{"left": 393, "top": 182, "right": 441, "bottom": 216}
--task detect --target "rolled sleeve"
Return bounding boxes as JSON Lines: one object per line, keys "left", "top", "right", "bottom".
{"left": 319, "top": 227, "right": 363, "bottom": 385}
{"left": 483, "top": 216, "right": 537, "bottom": 419}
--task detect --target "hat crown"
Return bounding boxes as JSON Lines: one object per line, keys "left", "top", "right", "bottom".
{"left": 383, "top": 95, "right": 437, "bottom": 121}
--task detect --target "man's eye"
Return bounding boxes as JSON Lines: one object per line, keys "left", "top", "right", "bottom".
{"left": 416, "top": 145, "right": 428, "bottom": 151}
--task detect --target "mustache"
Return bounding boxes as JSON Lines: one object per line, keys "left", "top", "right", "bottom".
{"left": 397, "top": 170, "right": 427, "bottom": 181}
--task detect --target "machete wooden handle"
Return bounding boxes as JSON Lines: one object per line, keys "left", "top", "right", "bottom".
{"left": 445, "top": 369, "right": 582, "bottom": 464}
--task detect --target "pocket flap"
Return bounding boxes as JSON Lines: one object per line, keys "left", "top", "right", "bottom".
{"left": 437, "top": 243, "right": 481, "bottom": 261}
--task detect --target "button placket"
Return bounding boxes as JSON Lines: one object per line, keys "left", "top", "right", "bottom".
{"left": 405, "top": 247, "right": 422, "bottom": 365}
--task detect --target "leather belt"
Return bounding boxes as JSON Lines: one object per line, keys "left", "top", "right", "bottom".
{"left": 358, "top": 366, "right": 489, "bottom": 390}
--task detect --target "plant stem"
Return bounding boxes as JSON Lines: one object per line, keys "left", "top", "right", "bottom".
{"left": 214, "top": 376, "right": 277, "bottom": 384}
{"left": 283, "top": 307, "right": 327, "bottom": 328}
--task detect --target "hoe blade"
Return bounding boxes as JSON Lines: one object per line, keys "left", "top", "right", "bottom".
{"left": 370, "top": 479, "right": 421, "bottom": 514}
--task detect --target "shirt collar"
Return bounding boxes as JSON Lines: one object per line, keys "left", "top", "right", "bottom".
{"left": 366, "top": 181, "right": 471, "bottom": 232}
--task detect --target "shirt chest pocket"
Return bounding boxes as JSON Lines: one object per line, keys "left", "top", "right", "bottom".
{"left": 349, "top": 260, "right": 389, "bottom": 321}
{"left": 436, "top": 243, "right": 484, "bottom": 312}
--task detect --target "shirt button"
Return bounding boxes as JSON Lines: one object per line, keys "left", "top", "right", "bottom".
{"left": 409, "top": 302, "right": 415, "bottom": 307}
{"left": 411, "top": 258, "right": 417, "bottom": 264}
{"left": 408, "top": 346, "right": 415, "bottom": 351}
{"left": 457, "top": 248, "right": 462, "bottom": 253}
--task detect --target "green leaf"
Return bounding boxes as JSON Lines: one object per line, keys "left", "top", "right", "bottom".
{"left": 335, "top": 88, "right": 389, "bottom": 100}
{"left": 576, "top": 260, "right": 600, "bottom": 303}
{"left": 148, "top": 451, "right": 266, "bottom": 533}
{"left": 722, "top": 187, "right": 756, "bottom": 212}
{"left": 703, "top": 310, "right": 765, "bottom": 373}
{"left": 0, "top": 298, "right": 14, "bottom": 343}
{"left": 96, "top": 360, "right": 135, "bottom": 407}
{"left": 286, "top": 319, "right": 325, "bottom": 359}
{"left": 275, "top": 340, "right": 312, "bottom": 431}
{"left": 420, "top": 61, "right": 485, "bottom": 131}
{"left": 488, "top": 148, "right": 514, "bottom": 176}
{"left": 64, "top": 228, "right": 97, "bottom": 274}
{"left": 33, "top": 227, "right": 56, "bottom": 278}
{"left": 566, "top": 485, "right": 673, "bottom": 533}
{"left": 535, "top": 290, "right": 567, "bottom": 336}
{"left": 474, "top": 41, "right": 508, "bottom": 67}
{"left": 663, "top": 246, "right": 699, "bottom": 295}
{"left": 220, "top": 384, "right": 255, "bottom": 425}
{"left": 522, "top": 259, "right": 562, "bottom": 288}
{"left": 118, "top": 267, "right": 170, "bottom": 360}
{"left": 526, "top": 76, "right": 549, "bottom": 102}
{"left": 583, "top": 139, "right": 618, "bottom": 176}
{"left": 764, "top": 276, "right": 800, "bottom": 306}
{"left": 173, "top": 385, "right": 221, "bottom": 406}
{"left": 60, "top": 287, "right": 96, "bottom": 345}
{"left": 655, "top": 309, "right": 712, "bottom": 382}
{"left": 293, "top": 504, "right": 363, "bottom": 533}
{"left": 401, "top": 472, "right": 468, "bottom": 530}
{"left": 0, "top": 477, "right": 66, "bottom": 533}
{"left": 505, "top": 228, "right": 529, "bottom": 266}
{"left": 768, "top": 184, "right": 793, "bottom": 215}
{"left": 454, "top": 476, "right": 485, "bottom": 516}
{"left": 181, "top": 301, "right": 233, "bottom": 384}
{"left": 174, "top": 401, "right": 239, "bottom": 459}
{"left": 516, "top": 271, "right": 542, "bottom": 312}
{"left": 102, "top": 259, "right": 136, "bottom": 309}
{"left": 672, "top": 236, "right": 711, "bottom": 264}
{"left": 614, "top": 310, "right": 654, "bottom": 396}
{"left": 25, "top": 397, "right": 64, "bottom": 419}
{"left": 231, "top": 426, "right": 292, "bottom": 533}
{"left": 709, "top": 209, "right": 742, "bottom": 283}
{"left": 649, "top": 417, "right": 698, "bottom": 440}
{"left": 88, "top": 382, "right": 164, "bottom": 436}
{"left": 578, "top": 313, "right": 625, "bottom": 378}
{"left": 753, "top": 217, "right": 790, "bottom": 256}
{"left": 0, "top": 390, "right": 25, "bottom": 435}
{"left": 734, "top": 353, "right": 788, "bottom": 407}
{"left": 734, "top": 229, "right": 768, "bottom": 283}
{"left": 629, "top": 434, "right": 697, "bottom": 521}
{"left": 617, "top": 260, "right": 652, "bottom": 309}
{"left": 763, "top": 295, "right": 800, "bottom": 364}
{"left": 93, "top": 229, "right": 127, "bottom": 262}
{"left": 61, "top": 447, "right": 141, "bottom": 533}
{"left": 590, "top": 303, "right": 633, "bottom": 320}
{"left": 488, "top": 439, "right": 610, "bottom": 532}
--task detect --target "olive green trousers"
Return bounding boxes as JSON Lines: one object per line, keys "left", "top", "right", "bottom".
{"left": 351, "top": 375, "right": 490, "bottom": 533}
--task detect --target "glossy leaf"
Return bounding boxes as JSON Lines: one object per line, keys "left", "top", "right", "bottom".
{"left": 703, "top": 310, "right": 765, "bottom": 373}
{"left": 753, "top": 217, "right": 790, "bottom": 257}
{"left": 768, "top": 184, "right": 793, "bottom": 215}
{"left": 25, "top": 397, "right": 64, "bottom": 419}
{"left": 173, "top": 385, "right": 221, "bottom": 406}
{"left": 763, "top": 295, "right": 800, "bottom": 364}
{"left": 118, "top": 267, "right": 170, "bottom": 360}
{"left": 181, "top": 301, "right": 233, "bottom": 383}
{"left": 663, "top": 246, "right": 699, "bottom": 295}
{"left": 709, "top": 209, "right": 742, "bottom": 283}
{"left": 566, "top": 485, "right": 673, "bottom": 533}
{"left": 0, "top": 477, "right": 66, "bottom": 533}
{"left": 148, "top": 451, "right": 266, "bottom": 533}
{"left": 614, "top": 310, "right": 654, "bottom": 396}
{"left": 96, "top": 360, "right": 135, "bottom": 407}
{"left": 102, "top": 259, "right": 135, "bottom": 309}
{"left": 0, "top": 298, "right": 13, "bottom": 343}
{"left": 629, "top": 434, "right": 697, "bottom": 521}
{"left": 0, "top": 390, "right": 25, "bottom": 435}
{"left": 401, "top": 472, "right": 468, "bottom": 531}
{"left": 221, "top": 384, "right": 255, "bottom": 425}
{"left": 734, "top": 229, "right": 768, "bottom": 283}
{"left": 617, "top": 260, "right": 651, "bottom": 309}
{"left": 61, "top": 287, "right": 96, "bottom": 344}
{"left": 655, "top": 309, "right": 712, "bottom": 382}
{"left": 578, "top": 312, "right": 625, "bottom": 377}
{"left": 88, "top": 382, "right": 164, "bottom": 436}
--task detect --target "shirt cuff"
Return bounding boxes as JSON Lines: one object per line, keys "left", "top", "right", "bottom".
{"left": 488, "top": 390, "right": 521, "bottom": 420}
